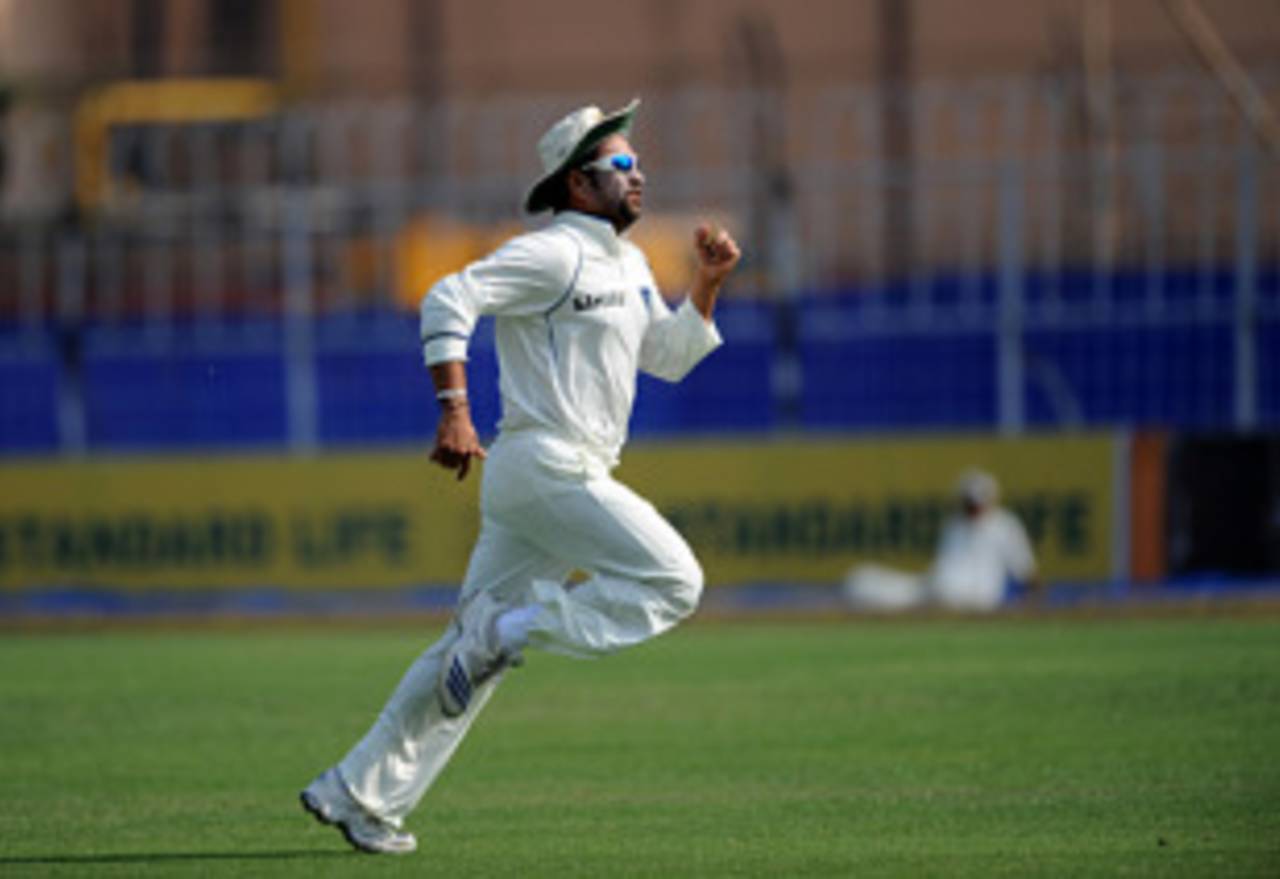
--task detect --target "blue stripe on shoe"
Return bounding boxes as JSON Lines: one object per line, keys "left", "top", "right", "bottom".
{"left": 448, "top": 660, "right": 469, "bottom": 694}
{"left": 446, "top": 660, "right": 471, "bottom": 707}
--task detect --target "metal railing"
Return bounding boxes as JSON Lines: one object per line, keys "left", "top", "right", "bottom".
{"left": 1, "top": 71, "right": 1277, "bottom": 449}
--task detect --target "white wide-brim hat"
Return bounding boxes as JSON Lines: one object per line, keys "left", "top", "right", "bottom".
{"left": 523, "top": 98, "right": 640, "bottom": 214}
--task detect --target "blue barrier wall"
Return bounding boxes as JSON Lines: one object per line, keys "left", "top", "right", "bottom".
{"left": 1261, "top": 319, "right": 1280, "bottom": 426}
{"left": 1023, "top": 324, "right": 1235, "bottom": 428}
{"left": 83, "top": 345, "right": 289, "bottom": 449}
{"left": 0, "top": 340, "right": 61, "bottom": 453}
{"left": 1, "top": 268, "right": 1277, "bottom": 453}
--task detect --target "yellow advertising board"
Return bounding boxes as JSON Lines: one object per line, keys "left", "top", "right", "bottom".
{"left": 0, "top": 451, "right": 480, "bottom": 590}
{"left": 616, "top": 433, "right": 1118, "bottom": 585}
{"left": 0, "top": 433, "right": 1117, "bottom": 591}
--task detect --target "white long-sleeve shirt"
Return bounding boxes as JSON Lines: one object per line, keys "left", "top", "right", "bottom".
{"left": 927, "top": 508, "right": 1036, "bottom": 610}
{"left": 420, "top": 211, "right": 722, "bottom": 468}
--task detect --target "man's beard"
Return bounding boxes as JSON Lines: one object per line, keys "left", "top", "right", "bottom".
{"left": 614, "top": 191, "right": 641, "bottom": 231}
{"left": 589, "top": 176, "right": 641, "bottom": 232}
{"left": 617, "top": 201, "right": 639, "bottom": 230}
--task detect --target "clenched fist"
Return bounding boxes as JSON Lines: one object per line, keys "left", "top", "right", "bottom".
{"left": 694, "top": 223, "right": 741, "bottom": 285}
{"left": 689, "top": 223, "right": 741, "bottom": 320}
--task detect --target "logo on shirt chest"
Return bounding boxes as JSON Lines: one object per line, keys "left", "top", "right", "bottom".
{"left": 573, "top": 290, "right": 629, "bottom": 313}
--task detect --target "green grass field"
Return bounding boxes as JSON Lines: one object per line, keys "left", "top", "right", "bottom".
{"left": 1, "top": 616, "right": 1278, "bottom": 877}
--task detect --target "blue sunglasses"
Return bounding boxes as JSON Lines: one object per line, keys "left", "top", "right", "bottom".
{"left": 581, "top": 152, "right": 640, "bottom": 174}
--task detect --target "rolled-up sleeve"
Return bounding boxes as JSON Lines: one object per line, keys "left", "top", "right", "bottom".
{"left": 420, "top": 232, "right": 572, "bottom": 366}
{"left": 638, "top": 297, "right": 723, "bottom": 382}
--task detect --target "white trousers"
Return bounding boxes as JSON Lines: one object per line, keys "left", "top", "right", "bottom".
{"left": 841, "top": 563, "right": 928, "bottom": 612}
{"left": 841, "top": 562, "right": 1006, "bottom": 612}
{"left": 336, "top": 431, "right": 704, "bottom": 824}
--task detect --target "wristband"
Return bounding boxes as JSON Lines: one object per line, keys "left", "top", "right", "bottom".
{"left": 436, "top": 388, "right": 468, "bottom": 403}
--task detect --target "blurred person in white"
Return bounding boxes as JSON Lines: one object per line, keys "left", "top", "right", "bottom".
{"left": 300, "top": 98, "right": 741, "bottom": 854}
{"left": 843, "top": 469, "right": 1041, "bottom": 613}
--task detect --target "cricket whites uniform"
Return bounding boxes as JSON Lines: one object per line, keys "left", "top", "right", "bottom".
{"left": 843, "top": 507, "right": 1037, "bottom": 612}
{"left": 334, "top": 210, "right": 722, "bottom": 823}
{"left": 927, "top": 507, "right": 1035, "bottom": 610}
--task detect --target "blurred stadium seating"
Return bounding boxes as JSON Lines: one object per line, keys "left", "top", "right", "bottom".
{"left": 1, "top": 74, "right": 1278, "bottom": 453}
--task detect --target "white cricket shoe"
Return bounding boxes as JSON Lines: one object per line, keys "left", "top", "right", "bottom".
{"left": 300, "top": 768, "right": 417, "bottom": 855}
{"left": 438, "top": 610, "right": 522, "bottom": 718}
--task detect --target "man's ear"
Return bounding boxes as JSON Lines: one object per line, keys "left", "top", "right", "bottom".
{"left": 567, "top": 168, "right": 593, "bottom": 202}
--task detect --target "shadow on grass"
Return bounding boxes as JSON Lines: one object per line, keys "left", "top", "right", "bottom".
{"left": 0, "top": 849, "right": 353, "bottom": 866}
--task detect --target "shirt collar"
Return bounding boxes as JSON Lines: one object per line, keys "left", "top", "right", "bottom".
{"left": 557, "top": 211, "right": 625, "bottom": 256}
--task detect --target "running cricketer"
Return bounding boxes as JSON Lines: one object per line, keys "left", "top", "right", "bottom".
{"left": 301, "top": 98, "right": 741, "bottom": 854}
